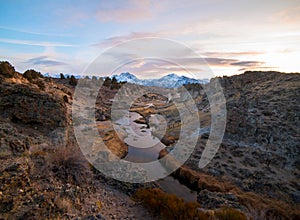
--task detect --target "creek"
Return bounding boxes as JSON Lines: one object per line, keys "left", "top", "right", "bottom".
{"left": 116, "top": 112, "right": 197, "bottom": 202}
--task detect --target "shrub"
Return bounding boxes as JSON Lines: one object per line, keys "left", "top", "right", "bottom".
{"left": 35, "top": 80, "right": 45, "bottom": 90}
{"left": 0, "top": 61, "right": 15, "bottom": 77}
{"left": 69, "top": 75, "right": 77, "bottom": 85}
{"left": 103, "top": 77, "right": 111, "bottom": 87}
{"left": 110, "top": 76, "right": 122, "bottom": 89}
{"left": 48, "top": 145, "right": 91, "bottom": 185}
{"left": 215, "top": 207, "right": 247, "bottom": 220}
{"left": 63, "top": 95, "right": 68, "bottom": 103}
{"left": 133, "top": 188, "right": 210, "bottom": 220}
{"left": 23, "top": 69, "right": 43, "bottom": 81}
{"left": 54, "top": 196, "right": 73, "bottom": 213}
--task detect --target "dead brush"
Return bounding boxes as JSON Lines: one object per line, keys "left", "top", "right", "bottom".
{"left": 47, "top": 145, "right": 92, "bottom": 185}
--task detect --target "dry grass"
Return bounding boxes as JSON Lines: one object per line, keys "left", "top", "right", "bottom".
{"left": 97, "top": 122, "right": 128, "bottom": 158}
{"left": 214, "top": 207, "right": 247, "bottom": 220}
{"left": 30, "top": 150, "right": 47, "bottom": 158}
{"left": 47, "top": 145, "right": 92, "bottom": 185}
{"left": 233, "top": 190, "right": 300, "bottom": 220}
{"left": 54, "top": 196, "right": 74, "bottom": 214}
{"left": 133, "top": 188, "right": 210, "bottom": 220}
{"left": 159, "top": 150, "right": 300, "bottom": 219}
{"left": 159, "top": 150, "right": 234, "bottom": 192}
{"left": 134, "top": 188, "right": 250, "bottom": 220}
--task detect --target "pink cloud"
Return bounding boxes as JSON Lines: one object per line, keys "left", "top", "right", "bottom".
{"left": 204, "top": 51, "right": 264, "bottom": 57}
{"left": 95, "top": 0, "right": 165, "bottom": 23}
{"left": 95, "top": 32, "right": 160, "bottom": 47}
{"left": 272, "top": 6, "right": 300, "bottom": 25}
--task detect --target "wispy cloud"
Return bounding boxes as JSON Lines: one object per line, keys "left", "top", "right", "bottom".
{"left": 94, "top": 52, "right": 268, "bottom": 78}
{"left": 95, "top": 20, "right": 225, "bottom": 48}
{"left": 0, "top": 26, "right": 73, "bottom": 37}
{"left": 0, "top": 38, "right": 74, "bottom": 47}
{"left": 175, "top": 57, "right": 268, "bottom": 72}
{"left": 94, "top": 32, "right": 159, "bottom": 47}
{"left": 205, "top": 57, "right": 268, "bottom": 71}
{"left": 95, "top": 0, "right": 163, "bottom": 23}
{"left": 54, "top": 5, "right": 89, "bottom": 27}
{"left": 204, "top": 57, "right": 238, "bottom": 66}
{"left": 272, "top": 6, "right": 300, "bottom": 25}
{"left": 230, "top": 61, "right": 265, "bottom": 67}
{"left": 110, "top": 57, "right": 204, "bottom": 78}
{"left": 278, "top": 48, "right": 295, "bottom": 54}
{"left": 238, "top": 66, "right": 277, "bottom": 72}
{"left": 26, "top": 56, "right": 67, "bottom": 66}
{"left": 204, "top": 51, "right": 264, "bottom": 57}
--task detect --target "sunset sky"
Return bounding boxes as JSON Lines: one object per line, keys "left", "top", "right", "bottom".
{"left": 0, "top": 0, "right": 299, "bottom": 78}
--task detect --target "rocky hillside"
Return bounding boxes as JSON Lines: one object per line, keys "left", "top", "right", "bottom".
{"left": 176, "top": 71, "right": 300, "bottom": 217}
{"left": 207, "top": 72, "right": 299, "bottom": 200}
{"left": 1, "top": 61, "right": 299, "bottom": 219}
{"left": 130, "top": 70, "right": 300, "bottom": 218}
{"left": 221, "top": 71, "right": 299, "bottom": 151}
{"left": 0, "top": 61, "right": 153, "bottom": 219}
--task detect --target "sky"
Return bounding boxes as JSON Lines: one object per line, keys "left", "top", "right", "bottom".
{"left": 0, "top": 0, "right": 299, "bottom": 79}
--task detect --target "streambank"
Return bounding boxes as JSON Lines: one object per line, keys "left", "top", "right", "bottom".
{"left": 117, "top": 112, "right": 197, "bottom": 202}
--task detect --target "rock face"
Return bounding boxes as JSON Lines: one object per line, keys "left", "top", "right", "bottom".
{"left": 0, "top": 61, "right": 69, "bottom": 155}
{"left": 0, "top": 84, "right": 67, "bottom": 132}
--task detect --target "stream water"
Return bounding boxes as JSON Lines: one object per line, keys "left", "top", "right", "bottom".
{"left": 116, "top": 112, "right": 197, "bottom": 202}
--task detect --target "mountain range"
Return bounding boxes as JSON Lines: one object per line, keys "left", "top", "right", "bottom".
{"left": 111, "top": 72, "right": 209, "bottom": 88}
{"left": 43, "top": 72, "right": 208, "bottom": 88}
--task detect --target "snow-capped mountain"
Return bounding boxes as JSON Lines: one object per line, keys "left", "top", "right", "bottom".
{"left": 42, "top": 72, "right": 208, "bottom": 88}
{"left": 112, "top": 72, "right": 139, "bottom": 84}
{"left": 43, "top": 73, "right": 84, "bottom": 79}
{"left": 111, "top": 72, "right": 208, "bottom": 88}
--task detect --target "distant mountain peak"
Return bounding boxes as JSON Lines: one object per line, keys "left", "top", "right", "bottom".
{"left": 119, "top": 72, "right": 135, "bottom": 77}
{"left": 118, "top": 72, "right": 137, "bottom": 79}
{"left": 111, "top": 72, "right": 208, "bottom": 88}
{"left": 165, "top": 73, "right": 178, "bottom": 77}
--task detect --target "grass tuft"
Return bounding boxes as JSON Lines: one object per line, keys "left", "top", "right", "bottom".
{"left": 47, "top": 145, "right": 91, "bottom": 185}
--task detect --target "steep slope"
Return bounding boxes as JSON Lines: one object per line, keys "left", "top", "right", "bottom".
{"left": 182, "top": 71, "right": 300, "bottom": 210}
{"left": 0, "top": 62, "right": 153, "bottom": 219}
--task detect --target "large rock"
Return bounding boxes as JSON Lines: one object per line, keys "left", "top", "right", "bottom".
{"left": 0, "top": 83, "right": 67, "bottom": 132}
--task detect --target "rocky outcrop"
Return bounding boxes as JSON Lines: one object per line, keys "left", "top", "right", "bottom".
{"left": 197, "top": 189, "right": 243, "bottom": 210}
{"left": 0, "top": 83, "right": 67, "bottom": 132}
{"left": 0, "top": 62, "right": 153, "bottom": 219}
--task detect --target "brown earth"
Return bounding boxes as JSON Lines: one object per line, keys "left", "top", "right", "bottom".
{"left": 1, "top": 61, "right": 299, "bottom": 219}
{"left": 0, "top": 61, "right": 153, "bottom": 219}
